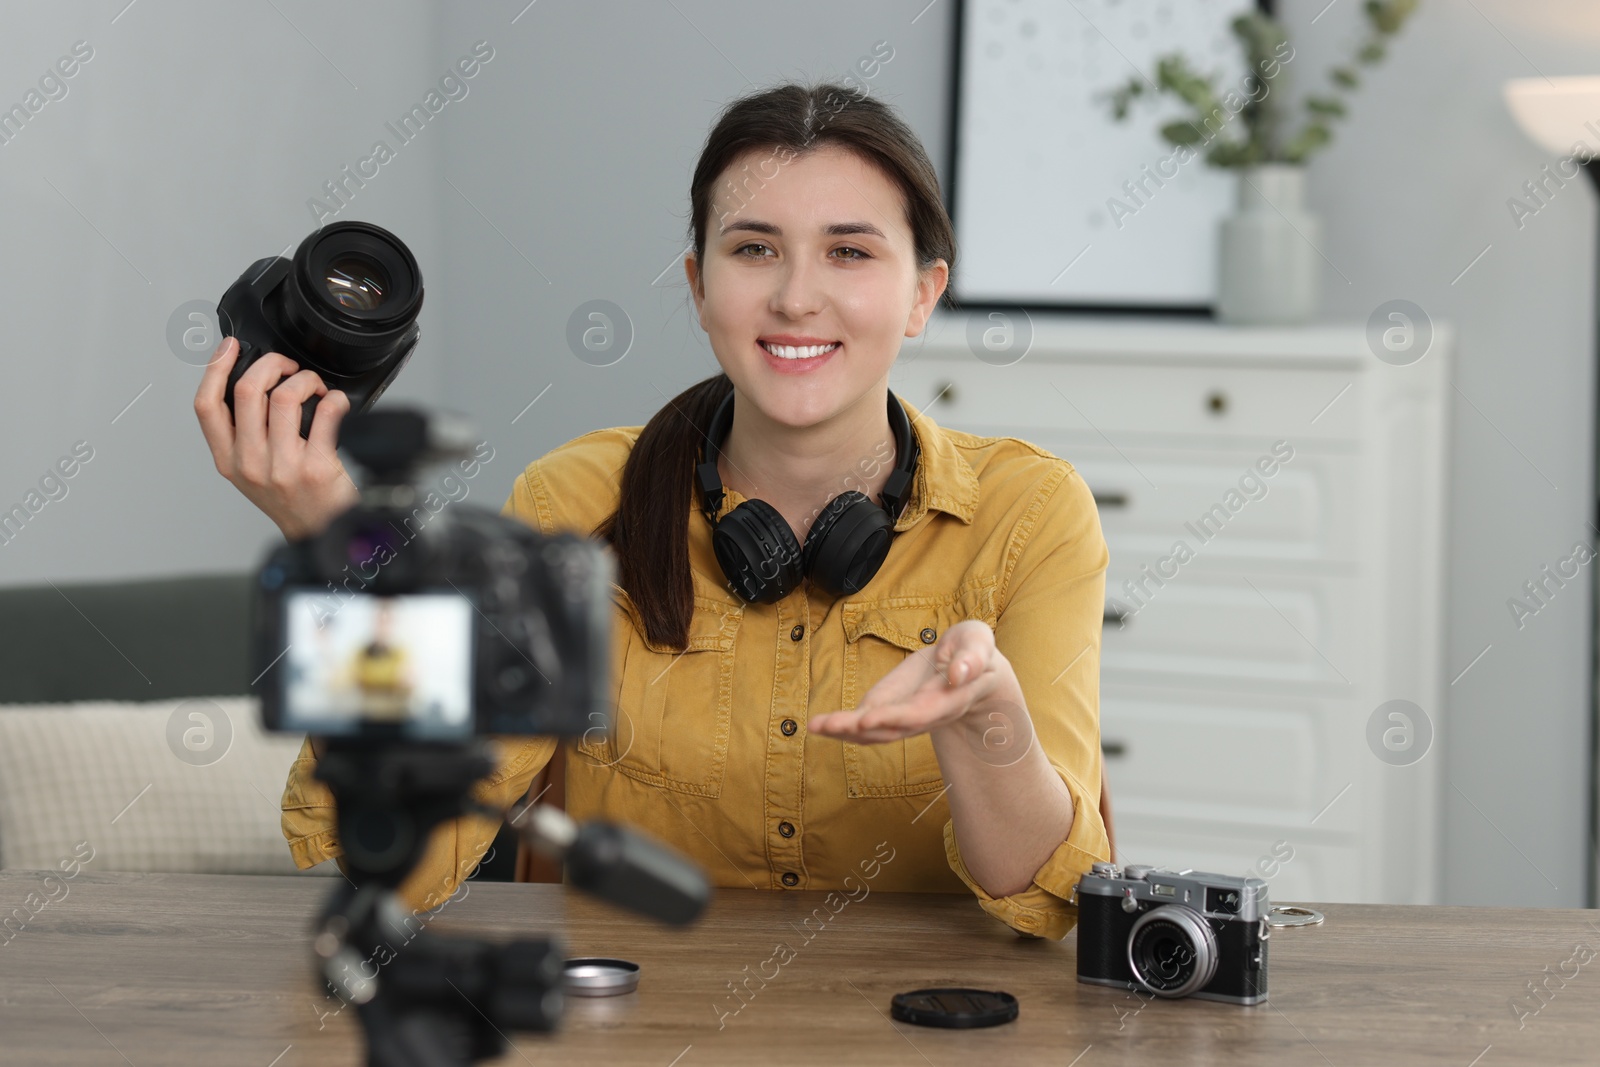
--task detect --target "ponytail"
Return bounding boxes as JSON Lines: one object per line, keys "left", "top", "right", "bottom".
{"left": 596, "top": 373, "right": 734, "bottom": 651}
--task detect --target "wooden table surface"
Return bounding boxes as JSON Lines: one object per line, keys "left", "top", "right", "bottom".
{"left": 1, "top": 869, "right": 1597, "bottom": 1066}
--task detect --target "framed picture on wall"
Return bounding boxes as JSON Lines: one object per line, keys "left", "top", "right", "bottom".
{"left": 947, "top": 0, "right": 1267, "bottom": 313}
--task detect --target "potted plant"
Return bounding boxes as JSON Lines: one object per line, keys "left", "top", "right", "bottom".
{"left": 1104, "top": 2, "right": 1419, "bottom": 324}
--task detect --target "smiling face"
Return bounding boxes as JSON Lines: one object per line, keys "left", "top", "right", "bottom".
{"left": 686, "top": 143, "right": 947, "bottom": 432}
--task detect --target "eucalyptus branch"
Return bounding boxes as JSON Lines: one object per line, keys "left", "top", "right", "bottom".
{"left": 1103, "top": 2, "right": 1419, "bottom": 168}
{"left": 1282, "top": 0, "right": 1419, "bottom": 162}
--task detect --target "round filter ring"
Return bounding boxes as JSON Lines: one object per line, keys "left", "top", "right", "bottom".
{"left": 563, "top": 957, "right": 640, "bottom": 997}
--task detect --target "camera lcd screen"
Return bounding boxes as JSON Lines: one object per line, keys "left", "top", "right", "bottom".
{"left": 280, "top": 591, "right": 474, "bottom": 739}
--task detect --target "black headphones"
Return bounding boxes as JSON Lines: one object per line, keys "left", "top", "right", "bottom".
{"left": 695, "top": 389, "right": 920, "bottom": 604}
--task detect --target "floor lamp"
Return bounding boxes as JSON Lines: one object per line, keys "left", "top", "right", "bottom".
{"left": 1505, "top": 75, "right": 1600, "bottom": 907}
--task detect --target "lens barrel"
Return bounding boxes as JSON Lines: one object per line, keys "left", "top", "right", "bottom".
{"left": 1127, "top": 905, "right": 1219, "bottom": 998}
{"left": 282, "top": 222, "right": 423, "bottom": 373}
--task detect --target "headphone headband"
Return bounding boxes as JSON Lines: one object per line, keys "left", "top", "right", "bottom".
{"left": 696, "top": 389, "right": 919, "bottom": 522}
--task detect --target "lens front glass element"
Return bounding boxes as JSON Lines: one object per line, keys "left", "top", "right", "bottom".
{"left": 1132, "top": 921, "right": 1198, "bottom": 991}
{"left": 325, "top": 255, "right": 389, "bottom": 312}
{"left": 1127, "top": 906, "right": 1218, "bottom": 998}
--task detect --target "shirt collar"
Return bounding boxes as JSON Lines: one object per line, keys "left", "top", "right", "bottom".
{"left": 895, "top": 397, "right": 979, "bottom": 530}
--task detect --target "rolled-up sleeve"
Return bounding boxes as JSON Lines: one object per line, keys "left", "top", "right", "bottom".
{"left": 942, "top": 459, "right": 1111, "bottom": 940}
{"left": 943, "top": 766, "right": 1108, "bottom": 940}
{"left": 281, "top": 736, "right": 342, "bottom": 871}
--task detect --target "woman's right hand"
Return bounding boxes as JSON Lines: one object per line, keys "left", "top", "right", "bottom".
{"left": 194, "top": 336, "right": 359, "bottom": 540}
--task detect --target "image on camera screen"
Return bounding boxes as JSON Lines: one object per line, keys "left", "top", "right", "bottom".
{"left": 281, "top": 591, "right": 473, "bottom": 738}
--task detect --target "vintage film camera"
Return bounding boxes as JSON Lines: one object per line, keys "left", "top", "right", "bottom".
{"left": 1076, "top": 862, "right": 1269, "bottom": 1005}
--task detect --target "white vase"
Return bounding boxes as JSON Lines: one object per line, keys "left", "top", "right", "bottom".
{"left": 1216, "top": 164, "right": 1320, "bottom": 325}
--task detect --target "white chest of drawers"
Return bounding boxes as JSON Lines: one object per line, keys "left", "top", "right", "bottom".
{"left": 892, "top": 311, "right": 1451, "bottom": 904}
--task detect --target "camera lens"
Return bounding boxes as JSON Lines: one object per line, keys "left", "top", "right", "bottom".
{"left": 1127, "top": 906, "right": 1218, "bottom": 998}
{"left": 282, "top": 221, "right": 424, "bottom": 375}
{"left": 324, "top": 254, "right": 390, "bottom": 312}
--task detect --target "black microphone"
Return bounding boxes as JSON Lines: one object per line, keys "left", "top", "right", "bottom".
{"left": 507, "top": 803, "right": 711, "bottom": 925}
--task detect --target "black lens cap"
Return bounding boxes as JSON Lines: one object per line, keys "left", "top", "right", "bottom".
{"left": 890, "top": 988, "right": 1018, "bottom": 1029}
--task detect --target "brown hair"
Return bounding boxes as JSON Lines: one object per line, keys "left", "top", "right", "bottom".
{"left": 596, "top": 81, "right": 957, "bottom": 650}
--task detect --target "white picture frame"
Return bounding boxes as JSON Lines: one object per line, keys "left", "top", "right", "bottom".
{"left": 950, "top": 0, "right": 1260, "bottom": 310}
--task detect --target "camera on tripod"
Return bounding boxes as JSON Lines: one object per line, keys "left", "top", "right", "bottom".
{"left": 252, "top": 406, "right": 611, "bottom": 744}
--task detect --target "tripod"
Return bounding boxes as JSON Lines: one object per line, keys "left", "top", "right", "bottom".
{"left": 311, "top": 740, "right": 709, "bottom": 1067}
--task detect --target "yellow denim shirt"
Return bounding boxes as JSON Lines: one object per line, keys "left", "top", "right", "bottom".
{"left": 280, "top": 399, "right": 1111, "bottom": 939}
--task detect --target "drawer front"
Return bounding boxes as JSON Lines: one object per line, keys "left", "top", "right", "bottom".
{"left": 1101, "top": 572, "right": 1364, "bottom": 692}
{"left": 1106, "top": 819, "right": 1363, "bottom": 904}
{"left": 1070, "top": 445, "right": 1360, "bottom": 566}
{"left": 891, "top": 358, "right": 1364, "bottom": 444}
{"left": 1098, "top": 687, "right": 1360, "bottom": 833}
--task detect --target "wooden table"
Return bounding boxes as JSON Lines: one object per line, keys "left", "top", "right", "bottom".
{"left": 2, "top": 870, "right": 1597, "bottom": 1065}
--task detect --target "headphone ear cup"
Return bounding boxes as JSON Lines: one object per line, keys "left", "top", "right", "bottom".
{"left": 803, "top": 492, "right": 896, "bottom": 597}
{"left": 711, "top": 498, "right": 805, "bottom": 603}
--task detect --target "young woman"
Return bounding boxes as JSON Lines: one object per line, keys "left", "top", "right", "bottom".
{"left": 194, "top": 82, "right": 1110, "bottom": 941}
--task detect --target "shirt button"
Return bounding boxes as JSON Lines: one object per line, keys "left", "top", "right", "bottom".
{"left": 1016, "top": 913, "right": 1040, "bottom": 931}
{"left": 780, "top": 719, "right": 797, "bottom": 736}
{"left": 920, "top": 627, "right": 937, "bottom": 644}
{"left": 790, "top": 624, "right": 805, "bottom": 641}
{"left": 781, "top": 872, "right": 799, "bottom": 887}
{"left": 778, "top": 821, "right": 795, "bottom": 838}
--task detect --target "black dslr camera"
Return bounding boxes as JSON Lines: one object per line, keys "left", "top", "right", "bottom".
{"left": 252, "top": 408, "right": 610, "bottom": 741}
{"left": 1076, "top": 863, "right": 1269, "bottom": 1005}
{"left": 219, "top": 220, "right": 423, "bottom": 439}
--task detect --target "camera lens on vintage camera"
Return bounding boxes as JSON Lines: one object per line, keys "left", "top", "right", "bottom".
{"left": 1075, "top": 863, "right": 1269, "bottom": 1006}
{"left": 1127, "top": 905, "right": 1219, "bottom": 997}
{"left": 218, "top": 221, "right": 424, "bottom": 439}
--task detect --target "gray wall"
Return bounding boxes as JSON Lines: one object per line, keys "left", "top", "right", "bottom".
{"left": 0, "top": 1, "right": 442, "bottom": 584}
{"left": 0, "top": 0, "right": 1593, "bottom": 906}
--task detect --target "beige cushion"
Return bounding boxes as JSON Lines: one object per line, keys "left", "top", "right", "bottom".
{"left": 0, "top": 696, "right": 338, "bottom": 876}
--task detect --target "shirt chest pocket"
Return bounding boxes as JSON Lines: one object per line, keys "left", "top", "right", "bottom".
{"left": 577, "top": 590, "right": 741, "bottom": 798}
{"left": 839, "top": 583, "right": 998, "bottom": 799}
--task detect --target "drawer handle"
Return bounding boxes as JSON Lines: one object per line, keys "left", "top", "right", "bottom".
{"left": 1102, "top": 741, "right": 1127, "bottom": 758}
{"left": 1103, "top": 603, "right": 1128, "bottom": 626}
{"left": 1092, "top": 490, "right": 1129, "bottom": 509}
{"left": 1205, "top": 389, "right": 1229, "bottom": 415}
{"left": 931, "top": 380, "right": 958, "bottom": 405}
